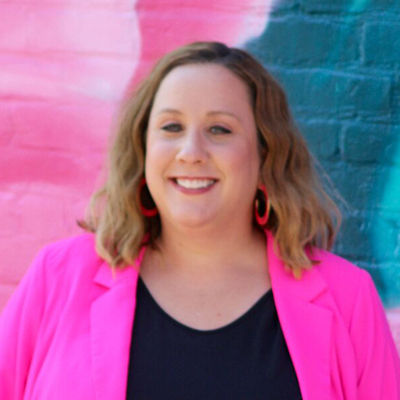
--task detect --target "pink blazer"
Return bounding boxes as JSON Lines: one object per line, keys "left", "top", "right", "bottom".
{"left": 1, "top": 231, "right": 399, "bottom": 400}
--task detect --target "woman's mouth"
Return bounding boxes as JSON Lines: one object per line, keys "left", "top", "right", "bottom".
{"left": 170, "top": 178, "right": 218, "bottom": 194}
{"left": 175, "top": 178, "right": 216, "bottom": 189}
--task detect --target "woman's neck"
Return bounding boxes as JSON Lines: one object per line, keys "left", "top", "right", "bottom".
{"left": 150, "top": 222, "right": 267, "bottom": 278}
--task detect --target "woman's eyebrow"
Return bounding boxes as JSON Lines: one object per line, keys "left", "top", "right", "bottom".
{"left": 206, "top": 111, "right": 242, "bottom": 123}
{"left": 156, "top": 108, "right": 182, "bottom": 115}
{"left": 156, "top": 108, "right": 242, "bottom": 123}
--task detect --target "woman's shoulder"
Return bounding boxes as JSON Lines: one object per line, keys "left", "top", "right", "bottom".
{"left": 32, "top": 232, "right": 104, "bottom": 285}
{"left": 310, "top": 248, "right": 369, "bottom": 285}
{"left": 309, "top": 248, "right": 377, "bottom": 321}
{"left": 40, "top": 232, "right": 99, "bottom": 263}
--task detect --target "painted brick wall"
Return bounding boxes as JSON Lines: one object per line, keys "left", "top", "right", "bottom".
{"left": 246, "top": 0, "right": 400, "bottom": 348}
{"left": 0, "top": 0, "right": 142, "bottom": 310}
{"left": 0, "top": 0, "right": 399, "bottom": 353}
{"left": 0, "top": 0, "right": 272, "bottom": 306}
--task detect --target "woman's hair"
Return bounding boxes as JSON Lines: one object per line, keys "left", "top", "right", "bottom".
{"left": 78, "top": 41, "right": 341, "bottom": 278}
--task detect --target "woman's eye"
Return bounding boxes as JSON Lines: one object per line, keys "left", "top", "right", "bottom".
{"left": 161, "top": 123, "right": 182, "bottom": 132}
{"left": 210, "top": 125, "right": 231, "bottom": 134}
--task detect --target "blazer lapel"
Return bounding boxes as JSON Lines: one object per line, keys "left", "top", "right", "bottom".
{"left": 89, "top": 232, "right": 332, "bottom": 400}
{"left": 266, "top": 230, "right": 333, "bottom": 400}
{"left": 90, "top": 247, "right": 146, "bottom": 400}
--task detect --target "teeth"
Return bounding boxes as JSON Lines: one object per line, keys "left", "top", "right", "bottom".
{"left": 176, "top": 179, "right": 215, "bottom": 189}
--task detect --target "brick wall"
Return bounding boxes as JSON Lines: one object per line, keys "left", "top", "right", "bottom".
{"left": 247, "top": 0, "right": 400, "bottom": 347}
{"left": 0, "top": 0, "right": 272, "bottom": 306}
{"left": 0, "top": 0, "right": 399, "bottom": 351}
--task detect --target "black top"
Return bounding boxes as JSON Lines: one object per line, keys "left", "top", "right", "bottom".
{"left": 126, "top": 276, "right": 302, "bottom": 400}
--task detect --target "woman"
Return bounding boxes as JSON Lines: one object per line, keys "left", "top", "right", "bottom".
{"left": 0, "top": 42, "right": 399, "bottom": 400}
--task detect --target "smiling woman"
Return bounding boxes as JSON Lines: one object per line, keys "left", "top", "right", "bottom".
{"left": 82, "top": 42, "right": 340, "bottom": 277}
{"left": 0, "top": 42, "right": 399, "bottom": 400}
{"left": 145, "top": 63, "right": 261, "bottom": 233}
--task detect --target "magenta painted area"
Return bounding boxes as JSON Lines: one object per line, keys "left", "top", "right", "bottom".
{"left": 0, "top": 0, "right": 399, "bottom": 363}
{"left": 0, "top": 0, "right": 142, "bottom": 311}
{"left": 130, "top": 0, "right": 273, "bottom": 89}
{"left": 0, "top": 0, "right": 273, "bottom": 312}
{"left": 387, "top": 309, "right": 400, "bottom": 355}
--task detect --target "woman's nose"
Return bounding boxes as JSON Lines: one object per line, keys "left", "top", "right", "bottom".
{"left": 176, "top": 129, "right": 208, "bottom": 164}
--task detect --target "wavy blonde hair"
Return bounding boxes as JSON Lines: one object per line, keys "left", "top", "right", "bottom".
{"left": 78, "top": 41, "right": 341, "bottom": 278}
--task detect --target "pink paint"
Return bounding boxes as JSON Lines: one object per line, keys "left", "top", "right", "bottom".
{"left": 3, "top": 0, "right": 397, "bottom": 366}
{"left": 0, "top": 0, "right": 274, "bottom": 315}
{"left": 0, "top": 0, "right": 142, "bottom": 312}
{"left": 128, "top": 0, "right": 274, "bottom": 90}
{"left": 387, "top": 309, "right": 400, "bottom": 355}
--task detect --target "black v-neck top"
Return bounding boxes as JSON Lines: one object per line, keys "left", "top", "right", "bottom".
{"left": 126, "top": 276, "right": 302, "bottom": 400}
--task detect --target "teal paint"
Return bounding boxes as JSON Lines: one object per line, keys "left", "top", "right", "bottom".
{"left": 371, "top": 134, "right": 400, "bottom": 307}
{"left": 350, "top": 0, "right": 371, "bottom": 11}
{"left": 245, "top": 0, "right": 400, "bottom": 307}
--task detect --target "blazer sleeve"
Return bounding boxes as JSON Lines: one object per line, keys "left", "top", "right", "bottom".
{"left": 349, "top": 269, "right": 400, "bottom": 399}
{"left": 0, "top": 246, "right": 48, "bottom": 400}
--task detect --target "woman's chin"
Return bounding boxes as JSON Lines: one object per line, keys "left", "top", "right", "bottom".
{"left": 164, "top": 210, "right": 217, "bottom": 230}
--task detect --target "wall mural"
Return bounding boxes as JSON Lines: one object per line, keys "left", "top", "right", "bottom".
{"left": 246, "top": 0, "right": 400, "bottom": 348}
{"left": 246, "top": 0, "right": 400, "bottom": 308}
{"left": 0, "top": 0, "right": 398, "bottom": 350}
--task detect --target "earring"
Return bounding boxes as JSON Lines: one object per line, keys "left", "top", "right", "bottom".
{"left": 255, "top": 184, "right": 270, "bottom": 226}
{"left": 139, "top": 177, "right": 158, "bottom": 217}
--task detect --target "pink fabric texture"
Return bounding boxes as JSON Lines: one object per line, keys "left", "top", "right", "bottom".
{"left": 0, "top": 230, "right": 399, "bottom": 399}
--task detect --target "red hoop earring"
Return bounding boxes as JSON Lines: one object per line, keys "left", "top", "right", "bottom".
{"left": 255, "top": 184, "right": 270, "bottom": 226}
{"left": 139, "top": 177, "right": 158, "bottom": 217}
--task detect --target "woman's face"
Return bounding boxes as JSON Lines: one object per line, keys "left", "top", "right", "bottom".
{"left": 145, "top": 63, "right": 261, "bottom": 230}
